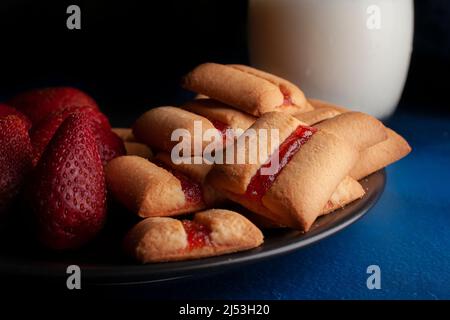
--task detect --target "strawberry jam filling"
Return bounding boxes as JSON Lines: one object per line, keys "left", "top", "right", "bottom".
{"left": 153, "top": 161, "right": 203, "bottom": 204}
{"left": 283, "top": 95, "right": 293, "bottom": 106}
{"left": 209, "top": 119, "right": 229, "bottom": 136}
{"left": 245, "top": 125, "right": 317, "bottom": 202}
{"left": 182, "top": 220, "right": 211, "bottom": 250}
{"left": 280, "top": 87, "right": 293, "bottom": 106}
{"left": 206, "top": 118, "right": 231, "bottom": 145}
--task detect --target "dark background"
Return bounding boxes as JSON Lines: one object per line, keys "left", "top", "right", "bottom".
{"left": 0, "top": 0, "right": 449, "bottom": 126}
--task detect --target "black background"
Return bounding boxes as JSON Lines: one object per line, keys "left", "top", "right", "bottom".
{"left": 0, "top": 0, "right": 449, "bottom": 126}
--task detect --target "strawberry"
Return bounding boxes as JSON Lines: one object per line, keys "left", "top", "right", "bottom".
{"left": 0, "top": 115, "right": 33, "bottom": 217}
{"left": 95, "top": 127, "right": 126, "bottom": 166}
{"left": 0, "top": 103, "right": 32, "bottom": 130}
{"left": 28, "top": 113, "right": 107, "bottom": 250}
{"left": 30, "top": 105, "right": 111, "bottom": 166}
{"left": 8, "top": 87, "right": 99, "bottom": 126}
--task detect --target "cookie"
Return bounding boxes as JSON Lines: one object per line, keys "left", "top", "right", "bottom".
{"left": 315, "top": 112, "right": 388, "bottom": 150}
{"left": 183, "top": 63, "right": 313, "bottom": 116}
{"left": 321, "top": 176, "right": 365, "bottom": 215}
{"left": 242, "top": 176, "right": 365, "bottom": 228}
{"left": 207, "top": 112, "right": 359, "bottom": 230}
{"left": 112, "top": 128, "right": 136, "bottom": 142}
{"left": 182, "top": 98, "right": 256, "bottom": 133}
{"left": 153, "top": 152, "right": 225, "bottom": 207}
{"left": 124, "top": 142, "right": 153, "bottom": 159}
{"left": 133, "top": 106, "right": 220, "bottom": 156}
{"left": 124, "top": 209, "right": 264, "bottom": 263}
{"left": 106, "top": 155, "right": 207, "bottom": 217}
{"left": 293, "top": 108, "right": 342, "bottom": 125}
{"left": 308, "top": 99, "right": 350, "bottom": 113}
{"left": 350, "top": 128, "right": 411, "bottom": 180}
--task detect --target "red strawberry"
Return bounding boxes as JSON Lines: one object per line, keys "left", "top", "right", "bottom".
{"left": 8, "top": 87, "right": 99, "bottom": 125}
{"left": 30, "top": 105, "right": 111, "bottom": 166}
{"left": 28, "top": 113, "right": 107, "bottom": 250}
{"left": 95, "top": 127, "right": 126, "bottom": 166}
{"left": 0, "top": 103, "right": 32, "bottom": 130}
{"left": 0, "top": 115, "right": 33, "bottom": 217}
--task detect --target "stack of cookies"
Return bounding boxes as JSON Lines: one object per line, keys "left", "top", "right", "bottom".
{"left": 106, "top": 63, "right": 411, "bottom": 263}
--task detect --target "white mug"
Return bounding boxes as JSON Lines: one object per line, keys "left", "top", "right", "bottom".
{"left": 249, "top": 0, "right": 414, "bottom": 119}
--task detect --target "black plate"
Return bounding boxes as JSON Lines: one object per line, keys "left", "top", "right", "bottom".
{"left": 0, "top": 170, "right": 385, "bottom": 285}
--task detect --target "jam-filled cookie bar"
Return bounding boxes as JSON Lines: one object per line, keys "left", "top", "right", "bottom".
{"left": 315, "top": 111, "right": 388, "bottom": 150}
{"left": 181, "top": 98, "right": 256, "bottom": 134}
{"left": 243, "top": 175, "right": 365, "bottom": 229}
{"left": 124, "top": 209, "right": 263, "bottom": 263}
{"left": 350, "top": 128, "right": 411, "bottom": 180}
{"left": 183, "top": 63, "right": 313, "bottom": 116}
{"left": 105, "top": 155, "right": 223, "bottom": 217}
{"left": 315, "top": 112, "right": 410, "bottom": 179}
{"left": 206, "top": 112, "right": 360, "bottom": 231}
{"left": 133, "top": 106, "right": 220, "bottom": 156}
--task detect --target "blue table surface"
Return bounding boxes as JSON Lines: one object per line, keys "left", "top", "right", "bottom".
{"left": 122, "top": 110, "right": 450, "bottom": 300}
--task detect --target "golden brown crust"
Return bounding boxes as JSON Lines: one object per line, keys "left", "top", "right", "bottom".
{"left": 124, "top": 142, "right": 153, "bottom": 159}
{"left": 196, "top": 210, "right": 263, "bottom": 249}
{"left": 315, "top": 112, "right": 388, "bottom": 150}
{"left": 275, "top": 103, "right": 315, "bottom": 115}
{"left": 207, "top": 112, "right": 303, "bottom": 194}
{"left": 228, "top": 64, "right": 312, "bottom": 112}
{"left": 153, "top": 152, "right": 226, "bottom": 207}
{"left": 350, "top": 128, "right": 411, "bottom": 180}
{"left": 308, "top": 99, "right": 350, "bottom": 113}
{"left": 153, "top": 152, "right": 211, "bottom": 182}
{"left": 183, "top": 63, "right": 280, "bottom": 116}
{"left": 183, "top": 63, "right": 312, "bottom": 116}
{"left": 105, "top": 156, "right": 207, "bottom": 217}
{"left": 132, "top": 106, "right": 219, "bottom": 155}
{"left": 124, "top": 217, "right": 188, "bottom": 263}
{"left": 321, "top": 176, "right": 365, "bottom": 215}
{"left": 209, "top": 188, "right": 287, "bottom": 226}
{"left": 181, "top": 99, "right": 256, "bottom": 131}
{"left": 293, "top": 108, "right": 342, "bottom": 125}
{"left": 112, "top": 128, "right": 136, "bottom": 142}
{"left": 262, "top": 130, "right": 359, "bottom": 230}
{"left": 124, "top": 209, "right": 264, "bottom": 263}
